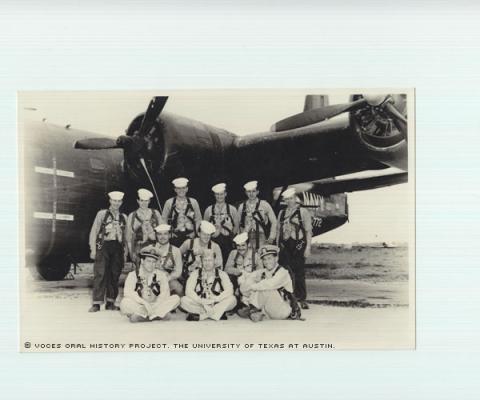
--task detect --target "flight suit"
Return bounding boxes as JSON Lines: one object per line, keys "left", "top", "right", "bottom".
{"left": 89, "top": 208, "right": 127, "bottom": 306}
{"left": 239, "top": 265, "right": 293, "bottom": 320}
{"left": 204, "top": 203, "right": 237, "bottom": 263}
{"left": 120, "top": 268, "right": 180, "bottom": 320}
{"left": 153, "top": 242, "right": 184, "bottom": 295}
{"left": 126, "top": 208, "right": 163, "bottom": 266}
{"left": 224, "top": 248, "right": 259, "bottom": 292}
{"left": 277, "top": 206, "right": 312, "bottom": 302}
{"left": 180, "top": 268, "right": 236, "bottom": 321}
{"left": 236, "top": 199, "right": 277, "bottom": 251}
{"left": 162, "top": 196, "right": 202, "bottom": 247}
{"left": 179, "top": 238, "right": 223, "bottom": 278}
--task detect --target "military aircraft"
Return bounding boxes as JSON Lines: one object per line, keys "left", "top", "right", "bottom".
{"left": 20, "top": 93, "right": 408, "bottom": 280}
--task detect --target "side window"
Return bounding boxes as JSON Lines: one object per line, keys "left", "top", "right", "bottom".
{"left": 89, "top": 157, "right": 105, "bottom": 171}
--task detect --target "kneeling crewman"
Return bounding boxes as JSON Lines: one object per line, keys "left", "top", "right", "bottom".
{"left": 120, "top": 247, "right": 180, "bottom": 322}
{"left": 180, "top": 249, "right": 236, "bottom": 321}
{"left": 238, "top": 244, "right": 300, "bottom": 322}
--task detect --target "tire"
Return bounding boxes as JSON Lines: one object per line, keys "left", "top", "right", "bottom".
{"left": 36, "top": 254, "right": 72, "bottom": 281}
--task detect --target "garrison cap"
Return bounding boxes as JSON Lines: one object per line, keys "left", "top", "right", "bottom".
{"left": 199, "top": 220, "right": 216, "bottom": 235}
{"left": 243, "top": 180, "right": 258, "bottom": 191}
{"left": 137, "top": 188, "right": 153, "bottom": 200}
{"left": 259, "top": 244, "right": 280, "bottom": 259}
{"left": 108, "top": 191, "right": 124, "bottom": 201}
{"left": 281, "top": 188, "right": 296, "bottom": 199}
{"left": 212, "top": 183, "right": 226, "bottom": 194}
{"left": 233, "top": 232, "right": 249, "bottom": 245}
{"left": 172, "top": 177, "right": 189, "bottom": 188}
{"left": 155, "top": 224, "right": 171, "bottom": 233}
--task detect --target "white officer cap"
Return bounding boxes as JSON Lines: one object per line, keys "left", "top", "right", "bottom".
{"left": 137, "top": 188, "right": 153, "bottom": 200}
{"left": 233, "top": 232, "right": 249, "bottom": 245}
{"left": 172, "top": 177, "right": 189, "bottom": 188}
{"left": 243, "top": 180, "right": 258, "bottom": 191}
{"left": 154, "top": 224, "right": 171, "bottom": 233}
{"left": 108, "top": 191, "right": 124, "bottom": 201}
{"left": 281, "top": 188, "right": 296, "bottom": 199}
{"left": 212, "top": 183, "right": 226, "bottom": 194}
{"left": 199, "top": 220, "right": 216, "bottom": 235}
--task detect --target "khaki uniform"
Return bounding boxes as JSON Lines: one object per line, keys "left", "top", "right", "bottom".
{"left": 277, "top": 206, "right": 312, "bottom": 301}
{"left": 126, "top": 208, "right": 163, "bottom": 266}
{"left": 239, "top": 265, "right": 293, "bottom": 320}
{"left": 204, "top": 203, "right": 237, "bottom": 262}
{"left": 120, "top": 268, "right": 180, "bottom": 319}
{"left": 89, "top": 208, "right": 127, "bottom": 305}
{"left": 180, "top": 268, "right": 236, "bottom": 320}
{"left": 236, "top": 199, "right": 277, "bottom": 250}
{"left": 162, "top": 197, "right": 202, "bottom": 247}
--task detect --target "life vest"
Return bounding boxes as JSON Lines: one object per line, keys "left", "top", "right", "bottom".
{"left": 234, "top": 250, "right": 255, "bottom": 272}
{"left": 132, "top": 208, "right": 161, "bottom": 243}
{"left": 182, "top": 239, "right": 212, "bottom": 278}
{"left": 240, "top": 199, "right": 271, "bottom": 248}
{"left": 134, "top": 270, "right": 161, "bottom": 298}
{"left": 157, "top": 244, "right": 175, "bottom": 273}
{"left": 279, "top": 207, "right": 306, "bottom": 246}
{"left": 96, "top": 210, "right": 127, "bottom": 250}
{"left": 168, "top": 197, "right": 196, "bottom": 235}
{"left": 209, "top": 203, "right": 234, "bottom": 237}
{"left": 194, "top": 268, "right": 224, "bottom": 299}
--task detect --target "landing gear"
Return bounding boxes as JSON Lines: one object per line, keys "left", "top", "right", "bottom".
{"left": 36, "top": 254, "right": 72, "bottom": 281}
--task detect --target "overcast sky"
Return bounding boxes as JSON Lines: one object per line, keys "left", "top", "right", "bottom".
{"left": 19, "top": 90, "right": 413, "bottom": 244}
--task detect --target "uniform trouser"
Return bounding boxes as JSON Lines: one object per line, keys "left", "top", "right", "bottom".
{"left": 279, "top": 239, "right": 307, "bottom": 301}
{"left": 212, "top": 234, "right": 233, "bottom": 266}
{"left": 249, "top": 290, "right": 291, "bottom": 320}
{"left": 119, "top": 295, "right": 180, "bottom": 319}
{"left": 92, "top": 241, "right": 124, "bottom": 305}
{"left": 180, "top": 295, "right": 237, "bottom": 321}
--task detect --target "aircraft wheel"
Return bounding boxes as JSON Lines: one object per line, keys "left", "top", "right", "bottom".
{"left": 36, "top": 254, "right": 72, "bottom": 281}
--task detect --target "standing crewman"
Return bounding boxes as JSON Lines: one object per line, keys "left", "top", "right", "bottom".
{"left": 236, "top": 180, "right": 277, "bottom": 258}
{"left": 276, "top": 188, "right": 312, "bottom": 310}
{"left": 162, "top": 178, "right": 202, "bottom": 248}
{"left": 151, "top": 224, "right": 184, "bottom": 296}
{"left": 204, "top": 183, "right": 237, "bottom": 263}
{"left": 88, "top": 191, "right": 128, "bottom": 312}
{"left": 126, "top": 188, "right": 163, "bottom": 267}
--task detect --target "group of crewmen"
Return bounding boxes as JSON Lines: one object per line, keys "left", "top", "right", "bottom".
{"left": 88, "top": 177, "right": 312, "bottom": 322}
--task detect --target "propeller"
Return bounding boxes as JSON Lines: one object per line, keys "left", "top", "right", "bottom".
{"left": 73, "top": 96, "right": 168, "bottom": 210}
{"left": 271, "top": 98, "right": 367, "bottom": 132}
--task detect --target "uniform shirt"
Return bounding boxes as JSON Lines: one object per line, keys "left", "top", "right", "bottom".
{"left": 152, "top": 242, "right": 182, "bottom": 281}
{"left": 248, "top": 265, "right": 293, "bottom": 293}
{"left": 179, "top": 238, "right": 224, "bottom": 272}
{"left": 236, "top": 199, "right": 277, "bottom": 240}
{"left": 224, "top": 248, "right": 259, "bottom": 276}
{"left": 277, "top": 206, "right": 312, "bottom": 242}
{"left": 89, "top": 208, "right": 127, "bottom": 251}
{"left": 123, "top": 268, "right": 170, "bottom": 304}
{"left": 162, "top": 196, "right": 202, "bottom": 233}
{"left": 185, "top": 268, "right": 234, "bottom": 303}
{"left": 126, "top": 208, "right": 163, "bottom": 252}
{"left": 204, "top": 203, "right": 238, "bottom": 238}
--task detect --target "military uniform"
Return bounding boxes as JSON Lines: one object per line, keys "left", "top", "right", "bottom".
{"left": 120, "top": 265, "right": 180, "bottom": 321}
{"left": 204, "top": 202, "right": 237, "bottom": 262}
{"left": 162, "top": 196, "right": 202, "bottom": 247}
{"left": 237, "top": 199, "right": 277, "bottom": 249}
{"left": 277, "top": 203, "right": 312, "bottom": 303}
{"left": 89, "top": 202, "right": 127, "bottom": 308}
{"left": 179, "top": 237, "right": 223, "bottom": 277}
{"left": 152, "top": 241, "right": 183, "bottom": 295}
{"left": 126, "top": 207, "right": 163, "bottom": 266}
{"left": 180, "top": 268, "right": 236, "bottom": 321}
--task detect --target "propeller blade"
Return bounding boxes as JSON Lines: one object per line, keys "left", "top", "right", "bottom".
{"left": 139, "top": 158, "right": 163, "bottom": 214}
{"left": 138, "top": 96, "right": 168, "bottom": 137}
{"left": 272, "top": 98, "right": 367, "bottom": 132}
{"left": 74, "top": 138, "right": 120, "bottom": 150}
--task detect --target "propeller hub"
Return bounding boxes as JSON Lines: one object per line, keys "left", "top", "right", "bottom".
{"left": 362, "top": 95, "right": 389, "bottom": 107}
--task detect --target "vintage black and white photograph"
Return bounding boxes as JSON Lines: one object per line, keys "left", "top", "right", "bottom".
{"left": 19, "top": 90, "right": 415, "bottom": 351}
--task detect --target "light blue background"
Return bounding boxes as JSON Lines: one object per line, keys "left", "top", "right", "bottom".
{"left": 1, "top": 1, "right": 479, "bottom": 399}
